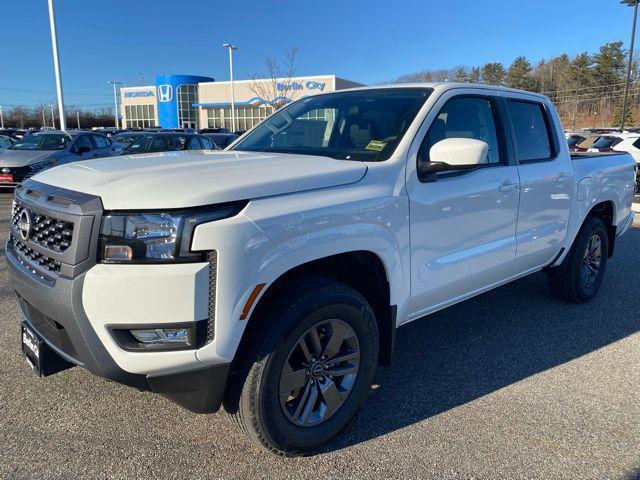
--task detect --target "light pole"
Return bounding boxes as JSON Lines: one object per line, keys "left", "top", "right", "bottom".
{"left": 222, "top": 43, "right": 237, "bottom": 132}
{"left": 50, "top": 103, "right": 56, "bottom": 129}
{"left": 621, "top": 0, "right": 639, "bottom": 131}
{"left": 76, "top": 111, "right": 81, "bottom": 129}
{"left": 0, "top": 105, "right": 4, "bottom": 129}
{"left": 42, "top": 109, "right": 46, "bottom": 128}
{"left": 107, "top": 81, "right": 121, "bottom": 129}
{"left": 47, "top": 0, "right": 66, "bottom": 131}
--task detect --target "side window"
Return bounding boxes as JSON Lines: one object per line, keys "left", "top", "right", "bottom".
{"left": 507, "top": 100, "right": 553, "bottom": 162}
{"left": 73, "top": 135, "right": 92, "bottom": 152}
{"left": 633, "top": 137, "right": 640, "bottom": 149}
{"left": 199, "top": 137, "right": 214, "bottom": 149}
{"left": 169, "top": 136, "right": 187, "bottom": 151}
{"left": 150, "top": 137, "right": 167, "bottom": 152}
{"left": 420, "top": 96, "right": 502, "bottom": 167}
{"left": 187, "top": 137, "right": 201, "bottom": 150}
{"left": 93, "top": 135, "right": 110, "bottom": 149}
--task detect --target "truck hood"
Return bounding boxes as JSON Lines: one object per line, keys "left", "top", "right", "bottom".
{"left": 0, "top": 149, "right": 54, "bottom": 167}
{"left": 32, "top": 150, "right": 368, "bottom": 209}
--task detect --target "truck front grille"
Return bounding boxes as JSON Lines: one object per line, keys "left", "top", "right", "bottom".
{"left": 12, "top": 201, "right": 74, "bottom": 252}
{"left": 13, "top": 239, "right": 62, "bottom": 273}
{"left": 9, "top": 180, "right": 103, "bottom": 279}
{"left": 207, "top": 251, "right": 217, "bottom": 342}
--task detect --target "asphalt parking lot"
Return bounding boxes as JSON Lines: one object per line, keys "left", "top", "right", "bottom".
{"left": 0, "top": 191, "right": 639, "bottom": 480}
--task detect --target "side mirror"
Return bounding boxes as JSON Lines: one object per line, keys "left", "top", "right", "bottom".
{"left": 77, "top": 145, "right": 91, "bottom": 155}
{"left": 418, "top": 138, "right": 488, "bottom": 178}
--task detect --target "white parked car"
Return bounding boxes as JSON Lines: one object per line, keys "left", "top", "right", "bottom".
{"left": 8, "top": 83, "right": 636, "bottom": 455}
{"left": 587, "top": 132, "right": 640, "bottom": 161}
{"left": 587, "top": 132, "right": 640, "bottom": 192}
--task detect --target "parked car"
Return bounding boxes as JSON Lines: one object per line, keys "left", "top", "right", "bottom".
{"left": 0, "top": 130, "right": 112, "bottom": 187}
{"left": 199, "top": 127, "right": 232, "bottom": 134}
{"left": 0, "top": 128, "right": 26, "bottom": 139}
{"left": 110, "top": 131, "right": 147, "bottom": 153}
{"left": 566, "top": 134, "right": 587, "bottom": 152}
{"left": 121, "top": 132, "right": 217, "bottom": 155}
{"left": 574, "top": 135, "right": 600, "bottom": 150}
{"left": 93, "top": 128, "right": 124, "bottom": 138}
{"left": 587, "top": 134, "right": 626, "bottom": 153}
{"left": 170, "top": 128, "right": 197, "bottom": 133}
{"left": 608, "top": 133, "right": 640, "bottom": 162}
{"left": 202, "top": 132, "right": 238, "bottom": 148}
{"left": 0, "top": 134, "right": 16, "bottom": 148}
{"left": 7, "top": 84, "right": 636, "bottom": 455}
{"left": 609, "top": 133, "right": 640, "bottom": 193}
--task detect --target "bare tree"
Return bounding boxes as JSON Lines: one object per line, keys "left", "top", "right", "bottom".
{"left": 249, "top": 47, "right": 299, "bottom": 110}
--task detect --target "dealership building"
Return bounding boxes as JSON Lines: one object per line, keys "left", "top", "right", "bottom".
{"left": 120, "top": 74, "right": 363, "bottom": 130}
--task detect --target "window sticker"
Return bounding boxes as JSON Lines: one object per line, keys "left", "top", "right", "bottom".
{"left": 365, "top": 140, "right": 387, "bottom": 151}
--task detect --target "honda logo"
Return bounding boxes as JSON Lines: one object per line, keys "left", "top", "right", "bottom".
{"left": 157, "top": 84, "right": 174, "bottom": 102}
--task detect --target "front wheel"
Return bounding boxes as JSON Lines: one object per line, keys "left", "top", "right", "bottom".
{"left": 224, "top": 278, "right": 379, "bottom": 456}
{"left": 547, "top": 216, "right": 609, "bottom": 303}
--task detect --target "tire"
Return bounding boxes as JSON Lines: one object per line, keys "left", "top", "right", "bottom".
{"left": 223, "top": 277, "right": 379, "bottom": 456}
{"left": 547, "top": 216, "right": 609, "bottom": 303}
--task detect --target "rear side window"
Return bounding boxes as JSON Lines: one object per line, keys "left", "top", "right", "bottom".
{"left": 633, "top": 137, "right": 640, "bottom": 149}
{"left": 93, "top": 135, "right": 110, "bottom": 148}
{"left": 591, "top": 136, "right": 623, "bottom": 149}
{"left": 508, "top": 100, "right": 553, "bottom": 162}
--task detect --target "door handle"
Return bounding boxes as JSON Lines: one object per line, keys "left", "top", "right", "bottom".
{"left": 498, "top": 182, "right": 519, "bottom": 193}
{"left": 556, "top": 173, "right": 571, "bottom": 183}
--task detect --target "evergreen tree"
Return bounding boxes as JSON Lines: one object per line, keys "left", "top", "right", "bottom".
{"left": 454, "top": 67, "right": 468, "bottom": 82}
{"left": 568, "top": 52, "right": 594, "bottom": 89}
{"left": 506, "top": 56, "right": 534, "bottom": 90}
{"left": 613, "top": 96, "right": 635, "bottom": 128}
{"left": 593, "top": 41, "right": 626, "bottom": 87}
{"left": 481, "top": 63, "right": 506, "bottom": 85}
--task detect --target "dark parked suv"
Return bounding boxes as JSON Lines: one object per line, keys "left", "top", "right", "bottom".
{"left": 121, "top": 132, "right": 218, "bottom": 155}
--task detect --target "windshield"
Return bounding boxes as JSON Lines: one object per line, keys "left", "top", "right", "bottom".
{"left": 566, "top": 136, "right": 585, "bottom": 148}
{"left": 232, "top": 88, "right": 431, "bottom": 161}
{"left": 9, "top": 133, "right": 71, "bottom": 151}
{"left": 0, "top": 135, "right": 14, "bottom": 148}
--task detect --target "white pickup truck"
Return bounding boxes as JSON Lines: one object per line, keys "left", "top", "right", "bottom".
{"left": 8, "top": 83, "right": 635, "bottom": 455}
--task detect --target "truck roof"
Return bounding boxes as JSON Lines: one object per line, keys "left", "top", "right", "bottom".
{"left": 337, "top": 82, "right": 550, "bottom": 101}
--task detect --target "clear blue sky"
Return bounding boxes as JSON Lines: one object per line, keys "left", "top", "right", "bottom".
{"left": 1, "top": 0, "right": 635, "bottom": 109}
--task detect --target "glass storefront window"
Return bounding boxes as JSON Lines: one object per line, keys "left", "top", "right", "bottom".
{"left": 206, "top": 105, "right": 275, "bottom": 130}
{"left": 177, "top": 84, "right": 199, "bottom": 128}
{"left": 125, "top": 104, "right": 156, "bottom": 128}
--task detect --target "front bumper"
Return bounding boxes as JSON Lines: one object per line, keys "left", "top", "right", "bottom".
{"left": 6, "top": 215, "right": 229, "bottom": 414}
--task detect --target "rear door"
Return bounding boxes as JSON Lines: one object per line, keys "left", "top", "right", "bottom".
{"left": 503, "top": 95, "right": 573, "bottom": 272}
{"left": 90, "top": 134, "right": 112, "bottom": 158}
{"left": 406, "top": 89, "right": 520, "bottom": 314}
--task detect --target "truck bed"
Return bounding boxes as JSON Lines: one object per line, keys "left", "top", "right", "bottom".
{"left": 570, "top": 152, "right": 629, "bottom": 161}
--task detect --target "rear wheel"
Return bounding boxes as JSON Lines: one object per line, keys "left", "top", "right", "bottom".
{"left": 224, "top": 278, "right": 379, "bottom": 456}
{"left": 547, "top": 216, "right": 609, "bottom": 302}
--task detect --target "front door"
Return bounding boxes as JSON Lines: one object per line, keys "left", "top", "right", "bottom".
{"left": 406, "top": 92, "right": 520, "bottom": 316}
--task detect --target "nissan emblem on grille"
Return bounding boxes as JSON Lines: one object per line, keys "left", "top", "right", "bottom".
{"left": 16, "top": 209, "right": 32, "bottom": 241}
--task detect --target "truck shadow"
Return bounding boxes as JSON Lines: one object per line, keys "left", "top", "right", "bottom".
{"left": 326, "top": 226, "right": 640, "bottom": 452}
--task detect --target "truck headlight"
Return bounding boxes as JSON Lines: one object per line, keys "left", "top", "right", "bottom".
{"left": 98, "top": 202, "right": 246, "bottom": 263}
